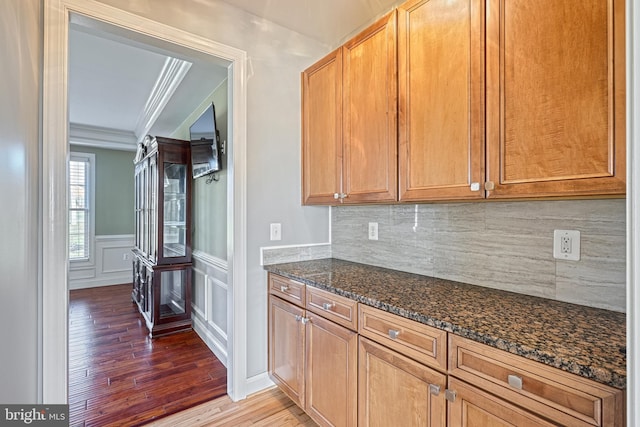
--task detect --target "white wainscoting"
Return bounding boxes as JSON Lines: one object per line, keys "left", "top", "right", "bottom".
{"left": 69, "top": 235, "right": 134, "bottom": 290}
{"left": 192, "top": 250, "right": 229, "bottom": 367}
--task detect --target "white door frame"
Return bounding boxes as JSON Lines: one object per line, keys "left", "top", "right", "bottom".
{"left": 42, "top": 0, "right": 248, "bottom": 402}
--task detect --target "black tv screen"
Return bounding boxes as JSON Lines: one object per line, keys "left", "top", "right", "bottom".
{"left": 189, "top": 102, "right": 221, "bottom": 179}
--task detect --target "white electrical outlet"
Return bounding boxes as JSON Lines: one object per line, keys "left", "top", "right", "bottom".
{"left": 270, "top": 223, "right": 282, "bottom": 241}
{"left": 553, "top": 230, "right": 580, "bottom": 261}
{"left": 368, "top": 222, "right": 378, "bottom": 241}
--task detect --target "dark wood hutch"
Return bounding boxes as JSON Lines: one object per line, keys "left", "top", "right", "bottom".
{"left": 132, "top": 136, "right": 193, "bottom": 337}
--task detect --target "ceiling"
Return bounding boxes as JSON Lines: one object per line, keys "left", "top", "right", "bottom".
{"left": 67, "top": 0, "right": 400, "bottom": 151}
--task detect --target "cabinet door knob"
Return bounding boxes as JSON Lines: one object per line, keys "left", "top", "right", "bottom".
{"left": 508, "top": 374, "right": 523, "bottom": 389}
{"left": 322, "top": 302, "right": 334, "bottom": 311}
{"left": 301, "top": 317, "right": 310, "bottom": 325}
{"left": 334, "top": 193, "right": 340, "bottom": 199}
{"left": 280, "top": 285, "right": 289, "bottom": 292}
{"left": 388, "top": 329, "right": 400, "bottom": 339}
{"left": 340, "top": 193, "right": 348, "bottom": 199}
{"left": 484, "top": 181, "right": 495, "bottom": 191}
{"left": 429, "top": 384, "right": 441, "bottom": 396}
{"left": 445, "top": 389, "right": 457, "bottom": 402}
{"left": 295, "top": 315, "right": 302, "bottom": 322}
{"left": 470, "top": 182, "right": 481, "bottom": 191}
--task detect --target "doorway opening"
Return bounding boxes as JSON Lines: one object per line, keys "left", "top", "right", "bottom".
{"left": 42, "top": 0, "right": 248, "bottom": 404}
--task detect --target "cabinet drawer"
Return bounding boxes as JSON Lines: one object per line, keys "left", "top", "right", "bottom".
{"left": 269, "top": 273, "right": 305, "bottom": 306}
{"left": 449, "top": 335, "right": 624, "bottom": 426}
{"left": 358, "top": 305, "right": 447, "bottom": 371}
{"left": 306, "top": 286, "right": 358, "bottom": 331}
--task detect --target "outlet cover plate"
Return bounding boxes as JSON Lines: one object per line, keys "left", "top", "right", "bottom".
{"left": 368, "top": 222, "right": 378, "bottom": 240}
{"left": 553, "top": 230, "right": 580, "bottom": 261}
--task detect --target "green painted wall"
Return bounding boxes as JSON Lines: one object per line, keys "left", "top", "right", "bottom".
{"left": 70, "top": 145, "right": 135, "bottom": 235}
{"left": 172, "top": 80, "right": 228, "bottom": 260}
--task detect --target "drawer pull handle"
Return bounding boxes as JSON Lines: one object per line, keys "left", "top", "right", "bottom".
{"left": 322, "top": 302, "right": 334, "bottom": 311}
{"left": 388, "top": 329, "right": 400, "bottom": 339}
{"left": 508, "top": 374, "right": 523, "bottom": 390}
{"left": 280, "top": 285, "right": 289, "bottom": 292}
{"left": 429, "top": 384, "right": 441, "bottom": 396}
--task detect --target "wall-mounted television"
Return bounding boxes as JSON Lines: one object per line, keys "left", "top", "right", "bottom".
{"left": 189, "top": 102, "right": 221, "bottom": 179}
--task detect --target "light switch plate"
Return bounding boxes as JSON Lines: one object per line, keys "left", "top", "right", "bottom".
{"left": 270, "top": 223, "right": 281, "bottom": 241}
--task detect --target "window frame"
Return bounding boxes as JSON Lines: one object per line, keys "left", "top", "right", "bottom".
{"left": 68, "top": 151, "right": 96, "bottom": 266}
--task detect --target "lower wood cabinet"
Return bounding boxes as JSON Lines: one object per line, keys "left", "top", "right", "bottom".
{"left": 448, "top": 335, "right": 625, "bottom": 427}
{"left": 268, "top": 274, "right": 625, "bottom": 426}
{"left": 447, "top": 377, "right": 556, "bottom": 427}
{"left": 358, "top": 337, "right": 446, "bottom": 427}
{"left": 268, "top": 274, "right": 358, "bottom": 427}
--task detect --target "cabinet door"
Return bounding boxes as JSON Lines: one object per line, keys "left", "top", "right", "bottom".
{"left": 269, "top": 295, "right": 306, "bottom": 408}
{"left": 306, "top": 313, "right": 357, "bottom": 427}
{"left": 447, "top": 378, "right": 556, "bottom": 427}
{"left": 398, "top": 0, "right": 484, "bottom": 201}
{"left": 485, "top": 0, "right": 625, "bottom": 198}
{"left": 342, "top": 11, "right": 398, "bottom": 203}
{"left": 358, "top": 337, "right": 446, "bottom": 427}
{"left": 302, "top": 49, "right": 343, "bottom": 205}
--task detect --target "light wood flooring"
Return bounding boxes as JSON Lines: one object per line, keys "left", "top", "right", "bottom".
{"left": 143, "top": 387, "right": 318, "bottom": 427}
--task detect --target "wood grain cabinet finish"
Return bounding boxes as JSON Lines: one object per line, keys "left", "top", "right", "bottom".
{"left": 358, "top": 336, "right": 447, "bottom": 427}
{"left": 301, "top": 48, "right": 343, "bottom": 205}
{"left": 358, "top": 304, "right": 447, "bottom": 372}
{"left": 306, "top": 286, "right": 358, "bottom": 330}
{"left": 268, "top": 274, "right": 358, "bottom": 427}
{"left": 485, "top": 0, "right": 626, "bottom": 198}
{"left": 302, "top": 11, "right": 397, "bottom": 205}
{"left": 448, "top": 335, "right": 625, "bottom": 426}
{"left": 268, "top": 294, "right": 306, "bottom": 408}
{"left": 447, "top": 377, "right": 557, "bottom": 427}
{"left": 398, "top": 0, "right": 485, "bottom": 201}
{"left": 305, "top": 312, "right": 358, "bottom": 427}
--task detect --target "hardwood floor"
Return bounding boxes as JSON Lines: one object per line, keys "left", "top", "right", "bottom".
{"left": 143, "top": 387, "right": 318, "bottom": 427}
{"left": 69, "top": 284, "right": 227, "bottom": 427}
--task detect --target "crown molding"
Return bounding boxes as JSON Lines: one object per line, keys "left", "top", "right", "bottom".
{"left": 68, "top": 123, "right": 138, "bottom": 151}
{"left": 134, "top": 57, "right": 192, "bottom": 140}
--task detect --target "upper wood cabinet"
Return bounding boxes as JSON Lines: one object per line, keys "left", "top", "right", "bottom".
{"left": 398, "top": 0, "right": 485, "bottom": 201}
{"left": 302, "top": 0, "right": 625, "bottom": 203}
{"left": 485, "top": 0, "right": 626, "bottom": 198}
{"left": 302, "top": 11, "right": 397, "bottom": 205}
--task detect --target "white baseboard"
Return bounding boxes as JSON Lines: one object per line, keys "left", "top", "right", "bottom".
{"left": 243, "top": 372, "right": 275, "bottom": 399}
{"left": 192, "top": 315, "right": 228, "bottom": 367}
{"left": 68, "top": 275, "right": 131, "bottom": 290}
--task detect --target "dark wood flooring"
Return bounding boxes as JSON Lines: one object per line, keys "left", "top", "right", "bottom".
{"left": 69, "top": 284, "right": 227, "bottom": 427}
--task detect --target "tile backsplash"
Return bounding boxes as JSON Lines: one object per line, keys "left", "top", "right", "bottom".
{"left": 332, "top": 199, "right": 626, "bottom": 312}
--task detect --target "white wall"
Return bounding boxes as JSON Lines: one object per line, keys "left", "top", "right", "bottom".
{"left": 93, "top": 0, "right": 331, "bottom": 380}
{"left": 0, "top": 0, "right": 41, "bottom": 403}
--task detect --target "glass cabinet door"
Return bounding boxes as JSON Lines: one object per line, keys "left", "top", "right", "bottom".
{"left": 149, "top": 155, "right": 158, "bottom": 262}
{"left": 159, "top": 268, "right": 187, "bottom": 319}
{"left": 162, "top": 162, "right": 187, "bottom": 259}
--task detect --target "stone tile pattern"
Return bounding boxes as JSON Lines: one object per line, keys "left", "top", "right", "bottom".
{"left": 264, "top": 258, "right": 626, "bottom": 389}
{"left": 262, "top": 244, "right": 332, "bottom": 266}
{"left": 331, "top": 199, "right": 626, "bottom": 312}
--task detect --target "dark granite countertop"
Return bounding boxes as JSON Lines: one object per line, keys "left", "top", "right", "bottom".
{"left": 264, "top": 258, "right": 626, "bottom": 389}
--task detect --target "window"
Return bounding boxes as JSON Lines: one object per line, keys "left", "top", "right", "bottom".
{"left": 69, "top": 152, "right": 95, "bottom": 261}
